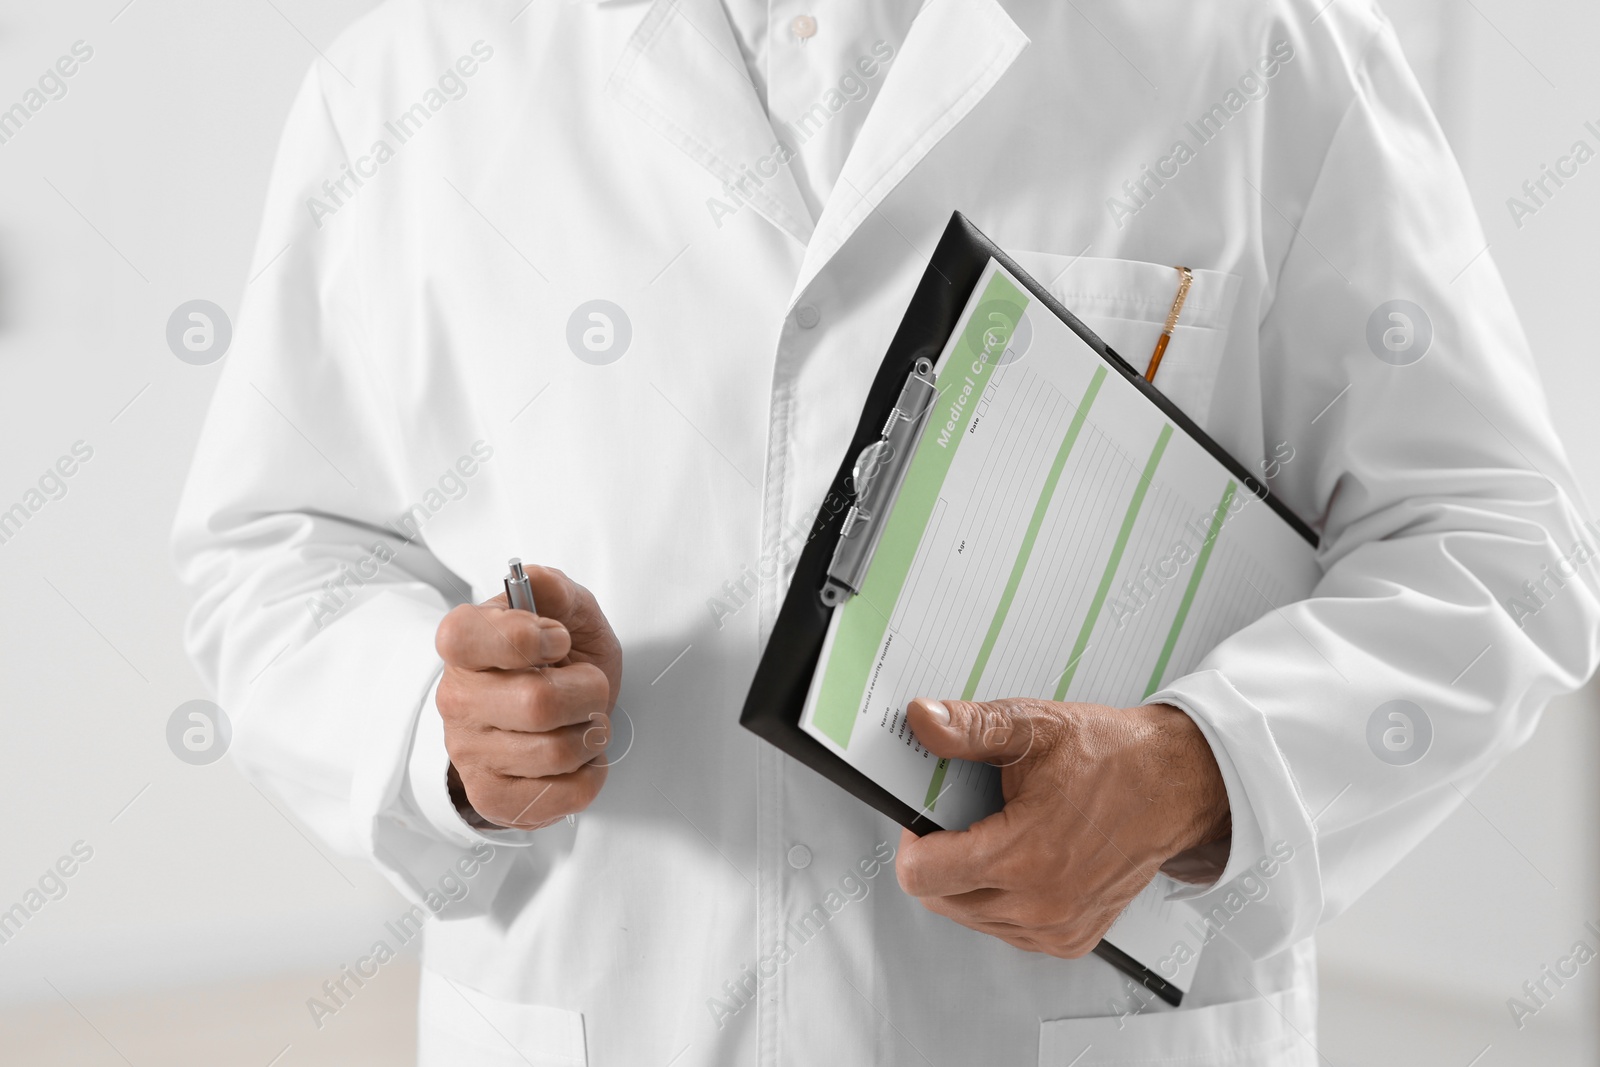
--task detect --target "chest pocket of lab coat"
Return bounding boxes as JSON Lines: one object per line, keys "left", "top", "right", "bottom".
{"left": 1007, "top": 251, "right": 1242, "bottom": 432}
{"left": 1037, "top": 987, "right": 1316, "bottom": 1066}
{"left": 418, "top": 968, "right": 587, "bottom": 1066}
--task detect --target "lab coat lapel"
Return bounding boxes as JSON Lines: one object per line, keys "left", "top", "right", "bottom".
{"left": 606, "top": 0, "right": 816, "bottom": 245}
{"left": 786, "top": 0, "right": 1029, "bottom": 309}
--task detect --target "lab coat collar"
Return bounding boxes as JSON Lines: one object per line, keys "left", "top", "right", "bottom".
{"left": 605, "top": 0, "right": 817, "bottom": 245}
{"left": 602, "top": 0, "right": 1028, "bottom": 300}
{"left": 785, "top": 0, "right": 1029, "bottom": 309}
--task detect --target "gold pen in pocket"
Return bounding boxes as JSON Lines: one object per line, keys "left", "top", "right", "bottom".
{"left": 1144, "top": 265, "right": 1194, "bottom": 382}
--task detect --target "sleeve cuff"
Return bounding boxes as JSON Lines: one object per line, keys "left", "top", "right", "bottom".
{"left": 1149, "top": 669, "right": 1324, "bottom": 958}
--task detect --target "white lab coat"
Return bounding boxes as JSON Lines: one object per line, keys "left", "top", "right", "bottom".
{"left": 172, "top": 1, "right": 1600, "bottom": 1064}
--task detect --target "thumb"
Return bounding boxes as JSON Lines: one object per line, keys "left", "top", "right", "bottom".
{"left": 519, "top": 564, "right": 615, "bottom": 653}
{"left": 905, "top": 697, "right": 1052, "bottom": 767}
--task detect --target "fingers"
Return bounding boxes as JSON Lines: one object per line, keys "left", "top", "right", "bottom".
{"left": 895, "top": 812, "right": 1112, "bottom": 958}
{"left": 458, "top": 761, "right": 608, "bottom": 830}
{"left": 915, "top": 890, "right": 1101, "bottom": 958}
{"left": 939, "top": 909, "right": 1045, "bottom": 953}
{"left": 905, "top": 697, "right": 1060, "bottom": 767}
{"left": 443, "top": 663, "right": 611, "bottom": 828}
{"left": 437, "top": 600, "right": 571, "bottom": 671}
{"left": 895, "top": 811, "right": 1018, "bottom": 898}
{"left": 451, "top": 718, "right": 610, "bottom": 779}
{"left": 439, "top": 660, "right": 611, "bottom": 732}
{"left": 974, "top": 926, "right": 1042, "bottom": 954}
{"left": 519, "top": 565, "right": 616, "bottom": 656}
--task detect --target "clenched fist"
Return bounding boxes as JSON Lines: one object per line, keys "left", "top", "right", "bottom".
{"left": 434, "top": 565, "right": 622, "bottom": 830}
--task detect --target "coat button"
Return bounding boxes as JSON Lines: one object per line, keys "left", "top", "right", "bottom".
{"left": 787, "top": 844, "right": 813, "bottom": 869}
{"left": 795, "top": 304, "right": 820, "bottom": 329}
{"left": 791, "top": 15, "right": 818, "bottom": 40}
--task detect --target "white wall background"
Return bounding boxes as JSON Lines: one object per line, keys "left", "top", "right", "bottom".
{"left": 0, "top": 0, "right": 1595, "bottom": 1062}
{"left": 0, "top": 0, "right": 404, "bottom": 1007}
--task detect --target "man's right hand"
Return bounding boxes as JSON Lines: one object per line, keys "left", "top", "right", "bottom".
{"left": 434, "top": 565, "right": 622, "bottom": 830}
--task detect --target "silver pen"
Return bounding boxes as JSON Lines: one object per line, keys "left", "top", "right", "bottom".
{"left": 504, "top": 557, "right": 537, "bottom": 614}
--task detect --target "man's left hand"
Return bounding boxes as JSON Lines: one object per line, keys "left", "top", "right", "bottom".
{"left": 894, "top": 697, "right": 1232, "bottom": 957}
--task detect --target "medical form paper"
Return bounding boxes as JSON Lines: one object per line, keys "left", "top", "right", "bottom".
{"left": 802, "top": 256, "right": 1318, "bottom": 821}
{"left": 797, "top": 258, "right": 1319, "bottom": 991}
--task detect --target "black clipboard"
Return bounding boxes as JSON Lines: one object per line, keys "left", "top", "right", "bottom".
{"left": 739, "top": 211, "right": 1316, "bottom": 1007}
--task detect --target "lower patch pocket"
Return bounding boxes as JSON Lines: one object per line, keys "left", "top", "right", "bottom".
{"left": 1037, "top": 986, "right": 1316, "bottom": 1066}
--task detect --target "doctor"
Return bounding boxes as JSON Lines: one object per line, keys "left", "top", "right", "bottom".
{"left": 174, "top": 1, "right": 1600, "bottom": 1064}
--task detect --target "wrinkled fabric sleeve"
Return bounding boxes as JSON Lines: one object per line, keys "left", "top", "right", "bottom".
{"left": 171, "top": 63, "right": 544, "bottom": 917}
{"left": 1152, "top": 23, "right": 1600, "bottom": 957}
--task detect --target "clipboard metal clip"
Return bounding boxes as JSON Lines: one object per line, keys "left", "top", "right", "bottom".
{"left": 820, "top": 357, "right": 938, "bottom": 607}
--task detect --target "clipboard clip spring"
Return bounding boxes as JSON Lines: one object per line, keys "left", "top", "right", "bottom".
{"left": 820, "top": 357, "right": 938, "bottom": 607}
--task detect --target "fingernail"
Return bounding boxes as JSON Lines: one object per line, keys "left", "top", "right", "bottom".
{"left": 916, "top": 698, "right": 950, "bottom": 726}
{"left": 538, "top": 623, "right": 564, "bottom": 660}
